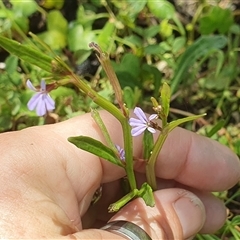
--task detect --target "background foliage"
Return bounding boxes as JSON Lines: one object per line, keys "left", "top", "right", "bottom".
{"left": 0, "top": 0, "right": 239, "bottom": 239}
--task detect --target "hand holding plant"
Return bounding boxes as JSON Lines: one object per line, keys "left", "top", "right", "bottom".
{"left": 0, "top": 35, "right": 206, "bottom": 211}
{"left": 0, "top": 1, "right": 239, "bottom": 238}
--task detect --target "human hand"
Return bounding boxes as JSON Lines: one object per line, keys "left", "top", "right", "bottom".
{"left": 0, "top": 111, "right": 239, "bottom": 239}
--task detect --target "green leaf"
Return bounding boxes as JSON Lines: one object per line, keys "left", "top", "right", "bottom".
{"left": 147, "top": 0, "right": 175, "bottom": 19}
{"left": 50, "top": 86, "right": 76, "bottom": 98}
{"left": 144, "top": 44, "right": 164, "bottom": 55}
{"left": 5, "top": 55, "right": 18, "bottom": 74}
{"left": 141, "top": 64, "right": 162, "bottom": 98}
{"left": 138, "top": 183, "right": 155, "bottom": 207}
{"left": 0, "top": 115, "right": 12, "bottom": 132}
{"left": 166, "top": 114, "right": 206, "bottom": 133}
{"left": 41, "top": 0, "right": 64, "bottom": 9}
{"left": 171, "top": 35, "right": 227, "bottom": 94}
{"left": 67, "top": 23, "right": 96, "bottom": 51}
{"left": 172, "top": 36, "right": 186, "bottom": 54}
{"left": 124, "top": 34, "right": 143, "bottom": 47}
{"left": 199, "top": 6, "right": 234, "bottom": 34}
{"left": 97, "top": 20, "right": 116, "bottom": 52}
{"left": 123, "top": 86, "right": 141, "bottom": 109}
{"left": 68, "top": 136, "right": 124, "bottom": 168}
{"left": 123, "top": 87, "right": 134, "bottom": 109}
{"left": 11, "top": 0, "right": 38, "bottom": 17}
{"left": 47, "top": 10, "right": 68, "bottom": 33}
{"left": 113, "top": 53, "right": 141, "bottom": 89}
{"left": 36, "top": 10, "right": 67, "bottom": 50}
{"left": 124, "top": 0, "right": 147, "bottom": 20}
{"left": 142, "top": 25, "right": 159, "bottom": 38}
{"left": 38, "top": 30, "right": 66, "bottom": 50}
{"left": 0, "top": 36, "right": 53, "bottom": 73}
{"left": 206, "top": 120, "right": 225, "bottom": 138}
{"left": 14, "top": 16, "right": 29, "bottom": 33}
{"left": 159, "top": 19, "right": 173, "bottom": 38}
{"left": 143, "top": 130, "right": 154, "bottom": 160}
{"left": 160, "top": 82, "right": 171, "bottom": 119}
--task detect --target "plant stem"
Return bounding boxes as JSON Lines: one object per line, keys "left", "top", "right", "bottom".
{"left": 89, "top": 42, "right": 125, "bottom": 114}
{"left": 71, "top": 74, "right": 124, "bottom": 122}
{"left": 122, "top": 119, "right": 136, "bottom": 190}
{"left": 146, "top": 128, "right": 168, "bottom": 190}
{"left": 108, "top": 188, "right": 138, "bottom": 212}
{"left": 71, "top": 73, "right": 137, "bottom": 190}
{"left": 71, "top": 44, "right": 137, "bottom": 191}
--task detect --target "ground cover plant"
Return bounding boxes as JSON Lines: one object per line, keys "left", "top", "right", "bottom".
{"left": 0, "top": 0, "right": 239, "bottom": 239}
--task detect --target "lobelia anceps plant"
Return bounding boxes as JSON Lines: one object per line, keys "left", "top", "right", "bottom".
{"left": 0, "top": 35, "right": 205, "bottom": 212}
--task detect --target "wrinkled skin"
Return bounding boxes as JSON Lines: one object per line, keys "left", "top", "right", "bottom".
{"left": 0, "top": 111, "right": 239, "bottom": 239}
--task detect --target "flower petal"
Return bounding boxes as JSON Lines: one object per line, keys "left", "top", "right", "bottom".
{"left": 130, "top": 123, "right": 147, "bottom": 129}
{"left": 129, "top": 118, "right": 146, "bottom": 126}
{"left": 36, "top": 95, "right": 47, "bottom": 116}
{"left": 131, "top": 125, "right": 147, "bottom": 136}
{"left": 147, "top": 126, "right": 156, "bottom": 134}
{"left": 40, "top": 79, "right": 46, "bottom": 91}
{"left": 26, "top": 79, "right": 37, "bottom": 91}
{"left": 44, "top": 94, "right": 55, "bottom": 111}
{"left": 149, "top": 114, "right": 158, "bottom": 121}
{"left": 27, "top": 93, "right": 42, "bottom": 110}
{"left": 133, "top": 107, "right": 147, "bottom": 123}
{"left": 115, "top": 145, "right": 125, "bottom": 161}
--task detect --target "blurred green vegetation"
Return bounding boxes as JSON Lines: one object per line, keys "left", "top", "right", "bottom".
{"left": 0, "top": 0, "right": 239, "bottom": 239}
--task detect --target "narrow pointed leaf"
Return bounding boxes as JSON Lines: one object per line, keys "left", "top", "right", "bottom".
{"left": 68, "top": 136, "right": 124, "bottom": 168}
{"left": 206, "top": 119, "right": 225, "bottom": 138}
{"left": 171, "top": 35, "right": 227, "bottom": 94}
{"left": 91, "top": 109, "right": 116, "bottom": 152}
{"left": 97, "top": 20, "right": 116, "bottom": 52}
{"left": 0, "top": 36, "right": 53, "bottom": 72}
{"left": 160, "top": 82, "right": 171, "bottom": 118}
{"left": 166, "top": 114, "right": 206, "bottom": 133}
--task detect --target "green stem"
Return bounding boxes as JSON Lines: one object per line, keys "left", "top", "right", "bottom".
{"left": 71, "top": 74, "right": 124, "bottom": 122}
{"left": 71, "top": 73, "right": 136, "bottom": 190}
{"left": 122, "top": 119, "right": 137, "bottom": 190}
{"left": 162, "top": 117, "right": 167, "bottom": 128}
{"left": 146, "top": 128, "right": 169, "bottom": 190}
{"left": 69, "top": 43, "right": 137, "bottom": 191}
{"left": 108, "top": 189, "right": 138, "bottom": 212}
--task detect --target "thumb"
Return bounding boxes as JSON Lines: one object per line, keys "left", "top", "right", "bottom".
{"left": 69, "top": 188, "right": 206, "bottom": 239}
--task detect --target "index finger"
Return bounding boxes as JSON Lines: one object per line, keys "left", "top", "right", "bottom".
{"left": 54, "top": 111, "right": 240, "bottom": 191}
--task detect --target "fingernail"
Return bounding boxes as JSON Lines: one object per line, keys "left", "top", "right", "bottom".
{"left": 174, "top": 191, "right": 206, "bottom": 238}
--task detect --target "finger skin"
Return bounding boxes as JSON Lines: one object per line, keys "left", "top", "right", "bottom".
{"left": 69, "top": 189, "right": 206, "bottom": 240}
{"left": 153, "top": 127, "right": 240, "bottom": 191}
{"left": 0, "top": 111, "right": 239, "bottom": 238}
{"left": 192, "top": 191, "right": 227, "bottom": 234}
{"left": 53, "top": 111, "right": 240, "bottom": 191}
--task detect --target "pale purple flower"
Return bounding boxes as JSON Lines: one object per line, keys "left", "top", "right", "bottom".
{"left": 129, "top": 107, "right": 158, "bottom": 136}
{"left": 27, "top": 79, "right": 55, "bottom": 116}
{"left": 115, "top": 145, "right": 125, "bottom": 161}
